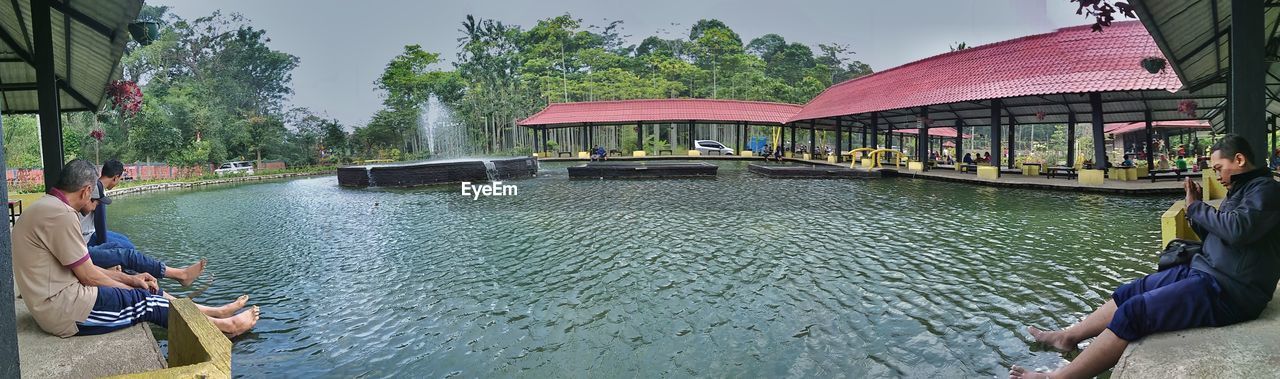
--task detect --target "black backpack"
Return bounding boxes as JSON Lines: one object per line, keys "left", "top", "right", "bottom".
{"left": 1158, "top": 239, "right": 1202, "bottom": 271}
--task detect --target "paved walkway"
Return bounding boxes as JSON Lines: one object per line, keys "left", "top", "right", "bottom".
{"left": 15, "top": 293, "right": 165, "bottom": 378}
{"left": 1112, "top": 282, "right": 1280, "bottom": 378}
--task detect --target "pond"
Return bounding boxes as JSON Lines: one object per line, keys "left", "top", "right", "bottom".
{"left": 108, "top": 161, "right": 1173, "bottom": 377}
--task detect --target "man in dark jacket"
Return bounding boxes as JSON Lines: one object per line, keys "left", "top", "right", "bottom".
{"left": 1010, "top": 134, "right": 1280, "bottom": 379}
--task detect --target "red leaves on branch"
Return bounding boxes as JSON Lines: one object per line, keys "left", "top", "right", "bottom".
{"left": 1072, "top": 1, "right": 1137, "bottom": 32}
{"left": 89, "top": 129, "right": 105, "bottom": 141}
{"left": 1036, "top": 111, "right": 1047, "bottom": 121}
{"left": 1178, "top": 100, "right": 1198, "bottom": 117}
{"left": 106, "top": 80, "right": 143, "bottom": 117}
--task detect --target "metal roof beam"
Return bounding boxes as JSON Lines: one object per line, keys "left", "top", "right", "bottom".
{"left": 47, "top": 0, "right": 116, "bottom": 40}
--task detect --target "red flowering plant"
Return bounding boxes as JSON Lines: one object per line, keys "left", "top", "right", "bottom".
{"left": 89, "top": 129, "right": 105, "bottom": 141}
{"left": 106, "top": 80, "right": 143, "bottom": 117}
{"left": 1177, "top": 100, "right": 1198, "bottom": 117}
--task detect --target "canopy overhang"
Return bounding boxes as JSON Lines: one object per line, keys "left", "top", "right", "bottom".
{"left": 787, "top": 21, "right": 1224, "bottom": 131}
{"left": 517, "top": 99, "right": 803, "bottom": 129}
{"left": 0, "top": 0, "right": 142, "bottom": 113}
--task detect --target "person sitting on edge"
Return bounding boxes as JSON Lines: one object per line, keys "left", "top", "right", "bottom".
{"left": 13, "top": 159, "right": 259, "bottom": 338}
{"left": 1156, "top": 154, "right": 1171, "bottom": 170}
{"left": 773, "top": 145, "right": 784, "bottom": 160}
{"left": 589, "top": 145, "right": 605, "bottom": 161}
{"left": 962, "top": 153, "right": 973, "bottom": 165}
{"left": 1175, "top": 155, "right": 1189, "bottom": 171}
{"left": 1121, "top": 154, "right": 1135, "bottom": 167}
{"left": 1009, "top": 134, "right": 1280, "bottom": 379}
{"left": 982, "top": 152, "right": 991, "bottom": 164}
{"left": 82, "top": 178, "right": 207, "bottom": 287}
{"left": 85, "top": 160, "right": 134, "bottom": 250}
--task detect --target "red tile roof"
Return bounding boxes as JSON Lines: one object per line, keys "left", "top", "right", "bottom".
{"left": 1104, "top": 120, "right": 1209, "bottom": 135}
{"left": 518, "top": 99, "right": 803, "bottom": 128}
{"left": 788, "top": 21, "right": 1183, "bottom": 123}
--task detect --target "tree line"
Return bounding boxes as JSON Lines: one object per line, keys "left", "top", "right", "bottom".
{"left": 3, "top": 8, "right": 875, "bottom": 168}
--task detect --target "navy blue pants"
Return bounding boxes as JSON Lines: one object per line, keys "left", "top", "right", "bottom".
{"left": 1107, "top": 264, "right": 1232, "bottom": 341}
{"left": 88, "top": 230, "right": 137, "bottom": 251}
{"left": 76, "top": 287, "right": 169, "bottom": 335}
{"left": 88, "top": 243, "right": 166, "bottom": 279}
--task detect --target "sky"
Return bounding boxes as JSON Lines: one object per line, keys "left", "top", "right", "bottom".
{"left": 150, "top": 0, "right": 1094, "bottom": 128}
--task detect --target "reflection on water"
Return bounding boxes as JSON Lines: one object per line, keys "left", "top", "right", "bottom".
{"left": 108, "top": 161, "right": 1171, "bottom": 377}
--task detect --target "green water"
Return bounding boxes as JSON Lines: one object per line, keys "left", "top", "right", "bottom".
{"left": 108, "top": 161, "right": 1173, "bottom": 377}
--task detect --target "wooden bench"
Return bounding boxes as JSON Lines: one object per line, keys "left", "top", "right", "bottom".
{"left": 8, "top": 199, "right": 21, "bottom": 225}
{"left": 608, "top": 149, "right": 622, "bottom": 157}
{"left": 658, "top": 149, "right": 673, "bottom": 156}
{"left": 1046, "top": 166, "right": 1077, "bottom": 179}
{"left": 557, "top": 151, "right": 574, "bottom": 157}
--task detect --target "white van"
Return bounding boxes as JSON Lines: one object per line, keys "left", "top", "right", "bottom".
{"left": 214, "top": 161, "right": 255, "bottom": 176}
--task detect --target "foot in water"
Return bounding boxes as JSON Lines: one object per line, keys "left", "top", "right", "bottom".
{"left": 212, "top": 305, "right": 260, "bottom": 338}
{"left": 1008, "top": 365, "right": 1051, "bottom": 379}
{"left": 175, "top": 258, "right": 207, "bottom": 287}
{"left": 1027, "top": 326, "right": 1078, "bottom": 352}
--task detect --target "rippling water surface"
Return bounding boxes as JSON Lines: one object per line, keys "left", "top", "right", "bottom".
{"left": 108, "top": 161, "right": 1172, "bottom": 378}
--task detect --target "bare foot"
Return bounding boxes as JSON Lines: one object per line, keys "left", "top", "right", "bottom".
{"left": 1008, "top": 365, "right": 1051, "bottom": 379}
{"left": 194, "top": 294, "right": 247, "bottom": 318}
{"left": 175, "top": 259, "right": 207, "bottom": 287}
{"left": 1027, "top": 326, "right": 1078, "bottom": 352}
{"left": 210, "top": 305, "right": 259, "bottom": 338}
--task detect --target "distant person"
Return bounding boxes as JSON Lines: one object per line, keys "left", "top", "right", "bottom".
{"left": 590, "top": 145, "right": 606, "bottom": 161}
{"left": 982, "top": 152, "right": 991, "bottom": 164}
{"left": 1272, "top": 149, "right": 1280, "bottom": 171}
{"left": 962, "top": 153, "right": 973, "bottom": 165}
{"left": 1121, "top": 154, "right": 1134, "bottom": 167}
{"left": 1156, "top": 154, "right": 1171, "bottom": 170}
{"left": 1175, "top": 155, "right": 1189, "bottom": 171}
{"left": 1010, "top": 134, "right": 1280, "bottom": 379}
{"left": 13, "top": 159, "right": 259, "bottom": 338}
{"left": 773, "top": 144, "right": 784, "bottom": 160}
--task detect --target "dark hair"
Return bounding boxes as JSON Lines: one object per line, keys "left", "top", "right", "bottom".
{"left": 1209, "top": 134, "right": 1257, "bottom": 166}
{"left": 56, "top": 159, "right": 99, "bottom": 193}
{"left": 101, "top": 159, "right": 125, "bottom": 178}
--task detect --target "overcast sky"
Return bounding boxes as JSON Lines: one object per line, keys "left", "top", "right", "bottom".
{"left": 150, "top": 0, "right": 1092, "bottom": 127}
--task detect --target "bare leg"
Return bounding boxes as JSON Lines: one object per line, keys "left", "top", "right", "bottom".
{"left": 165, "top": 259, "right": 208, "bottom": 287}
{"left": 207, "top": 306, "right": 260, "bottom": 338}
{"left": 1010, "top": 329, "right": 1129, "bottom": 379}
{"left": 1028, "top": 299, "right": 1117, "bottom": 352}
{"left": 192, "top": 295, "right": 250, "bottom": 318}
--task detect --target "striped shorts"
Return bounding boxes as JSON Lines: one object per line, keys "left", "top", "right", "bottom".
{"left": 76, "top": 287, "right": 169, "bottom": 336}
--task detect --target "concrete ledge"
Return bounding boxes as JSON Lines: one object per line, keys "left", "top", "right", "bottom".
{"left": 110, "top": 171, "right": 332, "bottom": 197}
{"left": 115, "top": 298, "right": 232, "bottom": 379}
{"left": 1113, "top": 284, "right": 1280, "bottom": 379}
{"left": 16, "top": 298, "right": 165, "bottom": 378}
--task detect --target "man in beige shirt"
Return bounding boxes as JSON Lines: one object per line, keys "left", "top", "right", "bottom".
{"left": 13, "top": 159, "right": 259, "bottom": 337}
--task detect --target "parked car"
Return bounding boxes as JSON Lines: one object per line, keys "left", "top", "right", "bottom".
{"left": 694, "top": 140, "right": 735, "bottom": 155}
{"left": 214, "top": 161, "right": 255, "bottom": 176}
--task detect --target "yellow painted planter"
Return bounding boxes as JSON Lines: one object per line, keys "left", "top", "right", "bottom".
{"left": 1079, "top": 169, "right": 1105, "bottom": 185}
{"left": 1023, "top": 165, "right": 1041, "bottom": 176}
{"left": 802, "top": 153, "right": 812, "bottom": 160}
{"left": 740, "top": 151, "right": 753, "bottom": 157}
{"left": 827, "top": 155, "right": 838, "bottom": 163}
{"left": 687, "top": 150, "right": 701, "bottom": 156}
{"left": 908, "top": 161, "right": 925, "bottom": 171}
{"left": 532, "top": 152, "right": 540, "bottom": 158}
{"left": 1202, "top": 171, "right": 1226, "bottom": 200}
{"left": 1135, "top": 166, "right": 1149, "bottom": 179}
{"left": 785, "top": 152, "right": 794, "bottom": 158}
{"left": 632, "top": 151, "right": 647, "bottom": 157}
{"left": 1161, "top": 200, "right": 1200, "bottom": 247}
{"left": 1123, "top": 167, "right": 1138, "bottom": 181}
{"left": 577, "top": 151, "right": 589, "bottom": 159}
{"left": 861, "top": 158, "right": 874, "bottom": 169}
{"left": 977, "top": 166, "right": 1000, "bottom": 179}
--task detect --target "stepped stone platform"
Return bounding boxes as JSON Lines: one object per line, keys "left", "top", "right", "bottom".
{"left": 338, "top": 157, "right": 537, "bottom": 187}
{"left": 14, "top": 294, "right": 165, "bottom": 378}
{"left": 747, "top": 163, "right": 880, "bottom": 179}
{"left": 567, "top": 162, "right": 717, "bottom": 179}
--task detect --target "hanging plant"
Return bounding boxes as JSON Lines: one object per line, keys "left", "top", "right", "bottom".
{"left": 1036, "top": 111, "right": 1046, "bottom": 121}
{"left": 128, "top": 21, "right": 160, "bottom": 46}
{"left": 89, "top": 129, "right": 105, "bottom": 141}
{"left": 1140, "top": 56, "right": 1167, "bottom": 74}
{"left": 106, "top": 80, "right": 143, "bottom": 117}
{"left": 1177, "top": 100, "right": 1198, "bottom": 117}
